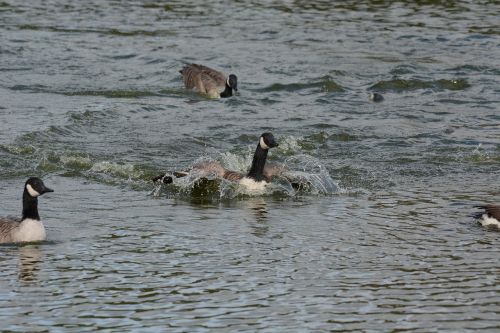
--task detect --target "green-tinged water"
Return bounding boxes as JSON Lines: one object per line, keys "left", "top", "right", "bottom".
{"left": 0, "top": 1, "right": 499, "bottom": 332}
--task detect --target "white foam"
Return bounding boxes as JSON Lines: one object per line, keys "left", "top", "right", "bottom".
{"left": 90, "top": 161, "right": 142, "bottom": 179}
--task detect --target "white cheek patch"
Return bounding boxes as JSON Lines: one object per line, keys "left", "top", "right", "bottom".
{"left": 226, "top": 78, "right": 230, "bottom": 86}
{"left": 260, "top": 137, "right": 269, "bottom": 150}
{"left": 26, "top": 184, "right": 40, "bottom": 197}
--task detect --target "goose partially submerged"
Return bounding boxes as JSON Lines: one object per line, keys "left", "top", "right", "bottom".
{"left": 0, "top": 177, "right": 54, "bottom": 244}
{"left": 154, "top": 133, "right": 281, "bottom": 192}
{"left": 180, "top": 63, "right": 238, "bottom": 98}
{"left": 474, "top": 205, "right": 500, "bottom": 229}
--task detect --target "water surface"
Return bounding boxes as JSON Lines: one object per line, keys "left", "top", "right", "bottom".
{"left": 1, "top": 1, "right": 499, "bottom": 332}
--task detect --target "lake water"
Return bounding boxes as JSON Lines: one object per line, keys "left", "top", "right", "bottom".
{"left": 1, "top": 1, "right": 499, "bottom": 332}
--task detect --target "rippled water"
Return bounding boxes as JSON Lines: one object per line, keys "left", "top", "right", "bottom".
{"left": 1, "top": 0, "right": 499, "bottom": 332}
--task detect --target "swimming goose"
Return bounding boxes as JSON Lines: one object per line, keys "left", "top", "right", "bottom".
{"left": 0, "top": 177, "right": 54, "bottom": 244}
{"left": 154, "top": 133, "right": 279, "bottom": 191}
{"left": 474, "top": 205, "right": 500, "bottom": 229}
{"left": 369, "top": 92, "right": 384, "bottom": 102}
{"left": 180, "top": 63, "right": 238, "bottom": 98}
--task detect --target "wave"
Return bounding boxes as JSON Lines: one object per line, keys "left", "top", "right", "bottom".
{"left": 369, "top": 78, "right": 470, "bottom": 92}
{"left": 259, "top": 76, "right": 345, "bottom": 93}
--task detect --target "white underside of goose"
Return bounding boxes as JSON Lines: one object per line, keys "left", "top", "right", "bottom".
{"left": 238, "top": 177, "right": 268, "bottom": 192}
{"left": 12, "top": 219, "right": 46, "bottom": 242}
{"left": 478, "top": 214, "right": 500, "bottom": 228}
{"left": 206, "top": 91, "right": 221, "bottom": 99}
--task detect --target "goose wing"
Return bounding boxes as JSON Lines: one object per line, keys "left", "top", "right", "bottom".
{"left": 180, "top": 64, "right": 205, "bottom": 90}
{"left": 192, "top": 161, "right": 244, "bottom": 182}
{"left": 223, "top": 170, "right": 244, "bottom": 182}
{"left": 153, "top": 161, "right": 245, "bottom": 184}
{"left": 263, "top": 163, "right": 287, "bottom": 179}
{"left": 192, "top": 161, "right": 227, "bottom": 177}
{"left": 192, "top": 64, "right": 226, "bottom": 85}
{"left": 153, "top": 161, "right": 230, "bottom": 184}
{"left": 0, "top": 217, "right": 21, "bottom": 243}
{"left": 180, "top": 64, "right": 226, "bottom": 93}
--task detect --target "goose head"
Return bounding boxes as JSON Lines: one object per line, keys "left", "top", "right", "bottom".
{"left": 259, "top": 132, "right": 278, "bottom": 150}
{"left": 227, "top": 74, "right": 238, "bottom": 92}
{"left": 24, "top": 177, "right": 54, "bottom": 198}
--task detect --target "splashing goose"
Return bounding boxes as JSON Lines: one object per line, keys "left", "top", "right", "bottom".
{"left": 154, "top": 133, "right": 280, "bottom": 191}
{"left": 180, "top": 63, "right": 238, "bottom": 98}
{"left": 0, "top": 177, "right": 54, "bottom": 244}
{"left": 474, "top": 205, "right": 500, "bottom": 229}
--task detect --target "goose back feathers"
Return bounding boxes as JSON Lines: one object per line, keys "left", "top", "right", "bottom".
{"left": 180, "top": 64, "right": 237, "bottom": 98}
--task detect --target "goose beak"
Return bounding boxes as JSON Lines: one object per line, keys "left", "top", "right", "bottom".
{"left": 42, "top": 186, "right": 54, "bottom": 194}
{"left": 268, "top": 139, "right": 278, "bottom": 148}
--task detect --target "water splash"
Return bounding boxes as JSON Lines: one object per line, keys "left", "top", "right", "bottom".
{"left": 90, "top": 161, "right": 145, "bottom": 180}
{"left": 153, "top": 152, "right": 339, "bottom": 201}
{"left": 280, "top": 154, "right": 339, "bottom": 195}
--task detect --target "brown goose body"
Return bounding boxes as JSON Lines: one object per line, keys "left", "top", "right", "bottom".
{"left": 153, "top": 133, "right": 279, "bottom": 190}
{"left": 180, "top": 64, "right": 237, "bottom": 98}
{"left": 0, "top": 217, "right": 22, "bottom": 243}
{"left": 187, "top": 161, "right": 286, "bottom": 183}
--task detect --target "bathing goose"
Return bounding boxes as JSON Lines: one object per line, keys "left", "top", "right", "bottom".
{"left": 180, "top": 63, "right": 238, "bottom": 98}
{"left": 158, "top": 161, "right": 286, "bottom": 183}
{"left": 154, "top": 133, "right": 279, "bottom": 191}
{"left": 474, "top": 205, "right": 500, "bottom": 229}
{"left": 0, "top": 177, "right": 54, "bottom": 244}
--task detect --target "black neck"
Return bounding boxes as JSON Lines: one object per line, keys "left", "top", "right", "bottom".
{"left": 220, "top": 83, "right": 233, "bottom": 98}
{"left": 247, "top": 144, "right": 268, "bottom": 182}
{"left": 22, "top": 190, "right": 40, "bottom": 220}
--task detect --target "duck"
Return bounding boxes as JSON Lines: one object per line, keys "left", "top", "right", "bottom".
{"left": 474, "top": 205, "right": 500, "bottom": 229}
{"left": 180, "top": 63, "right": 238, "bottom": 98}
{"left": 153, "top": 133, "right": 280, "bottom": 191}
{"left": 0, "top": 177, "right": 54, "bottom": 244}
{"left": 369, "top": 92, "right": 384, "bottom": 102}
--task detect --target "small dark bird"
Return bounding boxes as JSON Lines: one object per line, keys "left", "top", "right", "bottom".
{"left": 369, "top": 92, "right": 384, "bottom": 102}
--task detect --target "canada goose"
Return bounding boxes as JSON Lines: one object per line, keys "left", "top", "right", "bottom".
{"left": 0, "top": 177, "right": 54, "bottom": 244}
{"left": 474, "top": 205, "right": 500, "bottom": 229}
{"left": 154, "top": 133, "right": 279, "bottom": 191}
{"left": 180, "top": 63, "right": 238, "bottom": 98}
